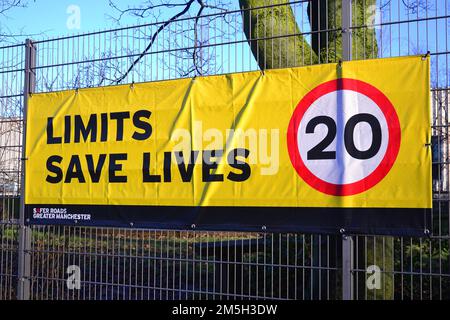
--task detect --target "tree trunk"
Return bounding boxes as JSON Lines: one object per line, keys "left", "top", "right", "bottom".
{"left": 239, "top": 0, "right": 393, "bottom": 300}
{"left": 307, "top": 0, "right": 378, "bottom": 62}
{"left": 239, "top": 0, "right": 317, "bottom": 69}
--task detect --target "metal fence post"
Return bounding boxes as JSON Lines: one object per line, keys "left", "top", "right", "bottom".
{"left": 341, "top": 0, "right": 354, "bottom": 301}
{"left": 341, "top": 231, "right": 354, "bottom": 300}
{"left": 17, "top": 39, "right": 36, "bottom": 300}
{"left": 342, "top": 0, "right": 353, "bottom": 62}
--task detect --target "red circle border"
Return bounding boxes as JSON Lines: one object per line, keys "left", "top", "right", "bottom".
{"left": 287, "top": 78, "right": 401, "bottom": 196}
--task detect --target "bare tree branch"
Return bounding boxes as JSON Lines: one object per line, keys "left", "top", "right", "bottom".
{"left": 108, "top": 0, "right": 233, "bottom": 82}
{"left": 112, "top": 0, "right": 197, "bottom": 84}
{"left": 380, "top": 0, "right": 432, "bottom": 13}
{"left": 192, "top": 0, "right": 206, "bottom": 75}
{"left": 108, "top": 0, "right": 191, "bottom": 22}
{"left": 0, "top": 0, "right": 27, "bottom": 16}
{"left": 0, "top": 1, "right": 39, "bottom": 44}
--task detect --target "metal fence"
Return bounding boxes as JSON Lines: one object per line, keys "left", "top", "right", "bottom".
{"left": 0, "top": 0, "right": 449, "bottom": 300}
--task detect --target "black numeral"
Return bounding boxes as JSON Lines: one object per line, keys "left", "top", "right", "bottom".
{"left": 344, "top": 113, "right": 382, "bottom": 160}
{"left": 306, "top": 116, "right": 337, "bottom": 160}
{"left": 306, "top": 113, "right": 382, "bottom": 160}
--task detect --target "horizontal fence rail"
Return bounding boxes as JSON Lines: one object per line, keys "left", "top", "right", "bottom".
{"left": 0, "top": 0, "right": 449, "bottom": 300}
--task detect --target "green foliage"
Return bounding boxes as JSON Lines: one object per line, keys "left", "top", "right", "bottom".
{"left": 395, "top": 239, "right": 450, "bottom": 299}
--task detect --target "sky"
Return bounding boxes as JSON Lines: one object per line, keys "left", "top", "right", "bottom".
{"left": 0, "top": 0, "right": 144, "bottom": 39}
{"left": 1, "top": 0, "right": 448, "bottom": 87}
{"left": 0, "top": 0, "right": 244, "bottom": 39}
{"left": 2, "top": 1, "right": 448, "bottom": 48}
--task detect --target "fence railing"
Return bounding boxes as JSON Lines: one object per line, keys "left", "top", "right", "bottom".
{"left": 1, "top": 0, "right": 449, "bottom": 300}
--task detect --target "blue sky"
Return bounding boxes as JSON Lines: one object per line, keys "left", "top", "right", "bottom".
{"left": 1, "top": 0, "right": 124, "bottom": 38}
{"left": 1, "top": 0, "right": 448, "bottom": 87}
{"left": 2, "top": 1, "right": 447, "bottom": 50}
{"left": 0, "top": 1, "right": 241, "bottom": 38}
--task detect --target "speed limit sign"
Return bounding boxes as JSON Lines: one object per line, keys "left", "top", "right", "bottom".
{"left": 287, "top": 78, "right": 401, "bottom": 196}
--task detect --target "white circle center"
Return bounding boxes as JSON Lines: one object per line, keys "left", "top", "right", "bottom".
{"left": 297, "top": 90, "right": 389, "bottom": 185}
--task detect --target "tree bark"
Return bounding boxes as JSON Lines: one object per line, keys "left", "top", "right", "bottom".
{"left": 307, "top": 0, "right": 378, "bottom": 62}
{"left": 239, "top": 0, "right": 318, "bottom": 70}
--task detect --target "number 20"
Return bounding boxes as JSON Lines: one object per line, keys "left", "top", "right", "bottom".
{"left": 306, "top": 113, "right": 382, "bottom": 160}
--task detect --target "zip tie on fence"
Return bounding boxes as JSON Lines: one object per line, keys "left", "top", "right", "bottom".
{"left": 422, "top": 51, "right": 430, "bottom": 60}
{"left": 339, "top": 228, "right": 350, "bottom": 239}
{"left": 424, "top": 228, "right": 431, "bottom": 239}
{"left": 260, "top": 69, "right": 265, "bottom": 76}
{"left": 338, "top": 59, "right": 343, "bottom": 68}
{"left": 130, "top": 81, "right": 135, "bottom": 90}
{"left": 75, "top": 87, "right": 79, "bottom": 94}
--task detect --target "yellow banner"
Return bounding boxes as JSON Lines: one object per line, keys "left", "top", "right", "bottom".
{"left": 25, "top": 56, "right": 431, "bottom": 214}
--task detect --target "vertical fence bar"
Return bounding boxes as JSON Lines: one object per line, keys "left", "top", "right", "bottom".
{"left": 341, "top": 0, "right": 354, "bottom": 301}
{"left": 342, "top": 0, "right": 352, "bottom": 60}
{"left": 342, "top": 232, "right": 354, "bottom": 300}
{"left": 17, "top": 39, "right": 36, "bottom": 301}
